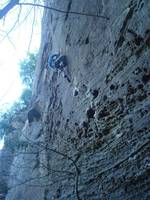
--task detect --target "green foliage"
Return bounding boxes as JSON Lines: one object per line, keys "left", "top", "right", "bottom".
{"left": 0, "top": 52, "right": 37, "bottom": 139}
{"left": 19, "top": 52, "right": 37, "bottom": 107}
{"left": 19, "top": 52, "right": 37, "bottom": 89}
{"left": 0, "top": 102, "right": 24, "bottom": 138}
{"left": 20, "top": 88, "right": 32, "bottom": 106}
{"left": 0, "top": 109, "right": 14, "bottom": 138}
{"left": 4, "top": 132, "right": 20, "bottom": 151}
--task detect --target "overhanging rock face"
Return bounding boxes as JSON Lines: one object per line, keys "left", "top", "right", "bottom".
{"left": 5, "top": 0, "right": 150, "bottom": 199}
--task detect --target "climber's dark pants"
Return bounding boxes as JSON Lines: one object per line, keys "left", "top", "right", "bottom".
{"left": 55, "top": 55, "right": 68, "bottom": 70}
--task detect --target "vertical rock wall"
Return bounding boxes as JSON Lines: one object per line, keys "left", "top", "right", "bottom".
{"left": 5, "top": 0, "right": 150, "bottom": 199}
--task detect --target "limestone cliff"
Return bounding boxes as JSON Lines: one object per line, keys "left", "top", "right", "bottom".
{"left": 2, "top": 0, "right": 150, "bottom": 199}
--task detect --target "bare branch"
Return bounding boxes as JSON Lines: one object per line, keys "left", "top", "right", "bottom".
{"left": 18, "top": 2, "right": 109, "bottom": 20}
{"left": 20, "top": 133, "right": 81, "bottom": 200}
{"left": 27, "top": 5, "right": 36, "bottom": 52}
{"left": 0, "top": 5, "right": 22, "bottom": 44}
{"left": 0, "top": 0, "right": 19, "bottom": 19}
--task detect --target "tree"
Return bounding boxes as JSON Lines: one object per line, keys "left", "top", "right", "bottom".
{"left": 0, "top": 52, "right": 37, "bottom": 138}
{"left": 0, "top": 111, "right": 14, "bottom": 138}
{"left": 0, "top": 0, "right": 19, "bottom": 20}
{"left": 20, "top": 88, "right": 32, "bottom": 106}
{"left": 19, "top": 52, "right": 37, "bottom": 107}
{"left": 19, "top": 52, "right": 37, "bottom": 89}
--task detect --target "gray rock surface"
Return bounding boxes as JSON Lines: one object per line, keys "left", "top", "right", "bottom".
{"left": 3, "top": 0, "right": 150, "bottom": 199}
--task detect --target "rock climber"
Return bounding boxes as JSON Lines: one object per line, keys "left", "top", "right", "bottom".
{"left": 48, "top": 54, "right": 71, "bottom": 82}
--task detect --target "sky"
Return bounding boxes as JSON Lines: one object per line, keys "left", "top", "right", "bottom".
{"left": 0, "top": 1, "right": 42, "bottom": 110}
{"left": 0, "top": 0, "right": 43, "bottom": 149}
{"left": 0, "top": 137, "right": 4, "bottom": 149}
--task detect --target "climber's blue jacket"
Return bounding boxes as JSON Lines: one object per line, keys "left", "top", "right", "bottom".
{"left": 48, "top": 54, "right": 67, "bottom": 70}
